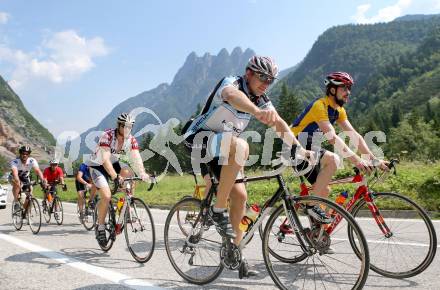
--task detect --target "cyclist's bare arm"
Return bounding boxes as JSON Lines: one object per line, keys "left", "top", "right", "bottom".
{"left": 98, "top": 147, "right": 118, "bottom": 180}
{"left": 221, "top": 86, "right": 261, "bottom": 115}
{"left": 338, "top": 119, "right": 375, "bottom": 158}
{"left": 222, "top": 86, "right": 308, "bottom": 155}
{"left": 317, "top": 120, "right": 362, "bottom": 165}
{"left": 272, "top": 116, "right": 310, "bottom": 155}
{"left": 34, "top": 166, "right": 45, "bottom": 183}
{"left": 338, "top": 120, "right": 389, "bottom": 170}
{"left": 129, "top": 149, "right": 150, "bottom": 180}
{"left": 11, "top": 167, "right": 20, "bottom": 184}
{"left": 76, "top": 171, "right": 89, "bottom": 186}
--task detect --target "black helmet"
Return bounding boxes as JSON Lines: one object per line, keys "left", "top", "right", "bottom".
{"left": 19, "top": 145, "right": 32, "bottom": 154}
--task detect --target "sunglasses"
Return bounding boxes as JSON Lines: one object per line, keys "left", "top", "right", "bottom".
{"left": 119, "top": 123, "right": 133, "bottom": 129}
{"left": 340, "top": 85, "right": 352, "bottom": 92}
{"left": 255, "top": 72, "right": 275, "bottom": 85}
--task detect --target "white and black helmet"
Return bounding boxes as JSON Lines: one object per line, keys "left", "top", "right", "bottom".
{"left": 246, "top": 55, "right": 279, "bottom": 78}
{"left": 19, "top": 145, "right": 32, "bottom": 154}
{"left": 117, "top": 113, "right": 135, "bottom": 125}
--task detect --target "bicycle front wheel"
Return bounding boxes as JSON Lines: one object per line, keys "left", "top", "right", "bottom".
{"left": 164, "top": 197, "right": 223, "bottom": 285}
{"left": 42, "top": 200, "right": 51, "bottom": 223}
{"left": 53, "top": 197, "right": 63, "bottom": 225}
{"left": 262, "top": 195, "right": 369, "bottom": 290}
{"left": 82, "top": 202, "right": 95, "bottom": 231}
{"left": 28, "top": 198, "right": 41, "bottom": 234}
{"left": 350, "top": 191, "right": 437, "bottom": 278}
{"left": 11, "top": 200, "right": 23, "bottom": 230}
{"left": 124, "top": 197, "right": 156, "bottom": 263}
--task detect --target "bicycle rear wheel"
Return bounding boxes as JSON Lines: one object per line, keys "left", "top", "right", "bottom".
{"left": 11, "top": 200, "right": 23, "bottom": 230}
{"left": 124, "top": 197, "right": 156, "bottom": 263}
{"left": 350, "top": 191, "right": 437, "bottom": 278}
{"left": 262, "top": 195, "right": 369, "bottom": 290}
{"left": 164, "top": 197, "right": 223, "bottom": 285}
{"left": 28, "top": 198, "right": 41, "bottom": 234}
{"left": 94, "top": 202, "right": 115, "bottom": 252}
{"left": 53, "top": 197, "right": 63, "bottom": 225}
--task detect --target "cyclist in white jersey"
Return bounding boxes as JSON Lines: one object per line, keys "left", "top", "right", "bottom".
{"left": 9, "top": 146, "right": 45, "bottom": 212}
{"left": 87, "top": 113, "right": 150, "bottom": 247}
{"left": 184, "top": 56, "right": 314, "bottom": 277}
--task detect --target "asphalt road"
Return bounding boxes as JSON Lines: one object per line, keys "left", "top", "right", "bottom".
{"left": 0, "top": 189, "right": 439, "bottom": 290}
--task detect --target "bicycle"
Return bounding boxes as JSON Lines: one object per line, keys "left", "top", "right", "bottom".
{"left": 78, "top": 186, "right": 97, "bottom": 231}
{"left": 11, "top": 180, "right": 42, "bottom": 234}
{"left": 94, "top": 176, "right": 156, "bottom": 263}
{"left": 270, "top": 159, "right": 437, "bottom": 279}
{"left": 164, "top": 164, "right": 370, "bottom": 289}
{"left": 42, "top": 181, "right": 65, "bottom": 225}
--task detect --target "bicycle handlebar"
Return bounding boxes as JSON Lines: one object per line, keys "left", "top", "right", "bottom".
{"left": 111, "top": 174, "right": 157, "bottom": 194}
{"left": 353, "top": 158, "right": 399, "bottom": 176}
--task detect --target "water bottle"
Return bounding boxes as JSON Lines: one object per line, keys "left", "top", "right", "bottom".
{"left": 116, "top": 197, "right": 125, "bottom": 214}
{"left": 335, "top": 191, "right": 348, "bottom": 206}
{"left": 239, "top": 204, "right": 260, "bottom": 232}
{"left": 330, "top": 191, "right": 348, "bottom": 217}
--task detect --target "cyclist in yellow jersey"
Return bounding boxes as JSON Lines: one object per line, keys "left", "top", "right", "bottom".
{"left": 291, "top": 72, "right": 389, "bottom": 223}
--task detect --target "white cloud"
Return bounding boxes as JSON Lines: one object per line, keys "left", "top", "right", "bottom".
{"left": 0, "top": 30, "right": 109, "bottom": 89}
{"left": 0, "top": 12, "right": 9, "bottom": 24}
{"left": 352, "top": 0, "right": 412, "bottom": 24}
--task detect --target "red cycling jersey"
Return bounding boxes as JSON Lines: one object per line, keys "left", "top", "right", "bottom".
{"left": 43, "top": 166, "right": 64, "bottom": 183}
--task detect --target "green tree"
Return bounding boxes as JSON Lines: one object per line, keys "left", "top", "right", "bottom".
{"left": 277, "top": 83, "right": 302, "bottom": 123}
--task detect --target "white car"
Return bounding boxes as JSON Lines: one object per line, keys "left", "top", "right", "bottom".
{"left": 0, "top": 184, "right": 8, "bottom": 209}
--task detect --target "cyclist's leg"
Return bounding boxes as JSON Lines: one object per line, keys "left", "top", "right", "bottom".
{"left": 310, "top": 150, "right": 339, "bottom": 198}
{"left": 215, "top": 135, "right": 249, "bottom": 209}
{"left": 90, "top": 168, "right": 111, "bottom": 226}
{"left": 9, "top": 175, "right": 21, "bottom": 202}
{"left": 296, "top": 149, "right": 339, "bottom": 224}
{"left": 75, "top": 180, "right": 85, "bottom": 210}
{"left": 200, "top": 163, "right": 211, "bottom": 198}
{"left": 229, "top": 183, "right": 247, "bottom": 245}
{"left": 90, "top": 183, "right": 97, "bottom": 202}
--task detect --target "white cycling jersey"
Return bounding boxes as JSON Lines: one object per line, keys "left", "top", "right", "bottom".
{"left": 10, "top": 157, "right": 39, "bottom": 178}
{"left": 187, "top": 76, "right": 274, "bottom": 137}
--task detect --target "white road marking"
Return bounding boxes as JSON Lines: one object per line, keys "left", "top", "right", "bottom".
{"left": 0, "top": 233, "right": 163, "bottom": 290}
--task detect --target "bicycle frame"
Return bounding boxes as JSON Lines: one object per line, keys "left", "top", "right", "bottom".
{"left": 295, "top": 170, "right": 393, "bottom": 237}
{"left": 187, "top": 170, "right": 316, "bottom": 256}
{"left": 112, "top": 178, "right": 138, "bottom": 234}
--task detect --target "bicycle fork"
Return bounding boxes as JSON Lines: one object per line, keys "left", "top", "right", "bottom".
{"left": 284, "top": 198, "right": 317, "bottom": 256}
{"left": 364, "top": 192, "right": 393, "bottom": 238}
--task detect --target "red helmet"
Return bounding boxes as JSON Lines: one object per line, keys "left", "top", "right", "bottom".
{"left": 324, "top": 72, "right": 354, "bottom": 88}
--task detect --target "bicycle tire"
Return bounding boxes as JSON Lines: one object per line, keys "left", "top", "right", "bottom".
{"left": 82, "top": 202, "right": 95, "bottom": 231}
{"left": 53, "top": 196, "right": 63, "bottom": 225}
{"left": 28, "top": 198, "right": 41, "bottom": 234}
{"left": 11, "top": 200, "right": 23, "bottom": 230}
{"left": 164, "top": 197, "right": 223, "bottom": 285}
{"left": 349, "top": 191, "right": 437, "bottom": 278}
{"left": 262, "top": 195, "right": 369, "bottom": 290}
{"left": 124, "top": 197, "right": 156, "bottom": 263}
{"left": 42, "top": 200, "right": 51, "bottom": 223}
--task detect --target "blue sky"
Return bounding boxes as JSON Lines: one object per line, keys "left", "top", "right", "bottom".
{"left": 0, "top": 0, "right": 439, "bottom": 137}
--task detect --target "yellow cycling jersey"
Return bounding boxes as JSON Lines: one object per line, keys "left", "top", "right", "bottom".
{"left": 291, "top": 96, "right": 347, "bottom": 137}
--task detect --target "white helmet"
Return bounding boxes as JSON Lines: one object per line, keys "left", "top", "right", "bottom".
{"left": 246, "top": 56, "right": 279, "bottom": 78}
{"left": 117, "top": 113, "right": 135, "bottom": 125}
